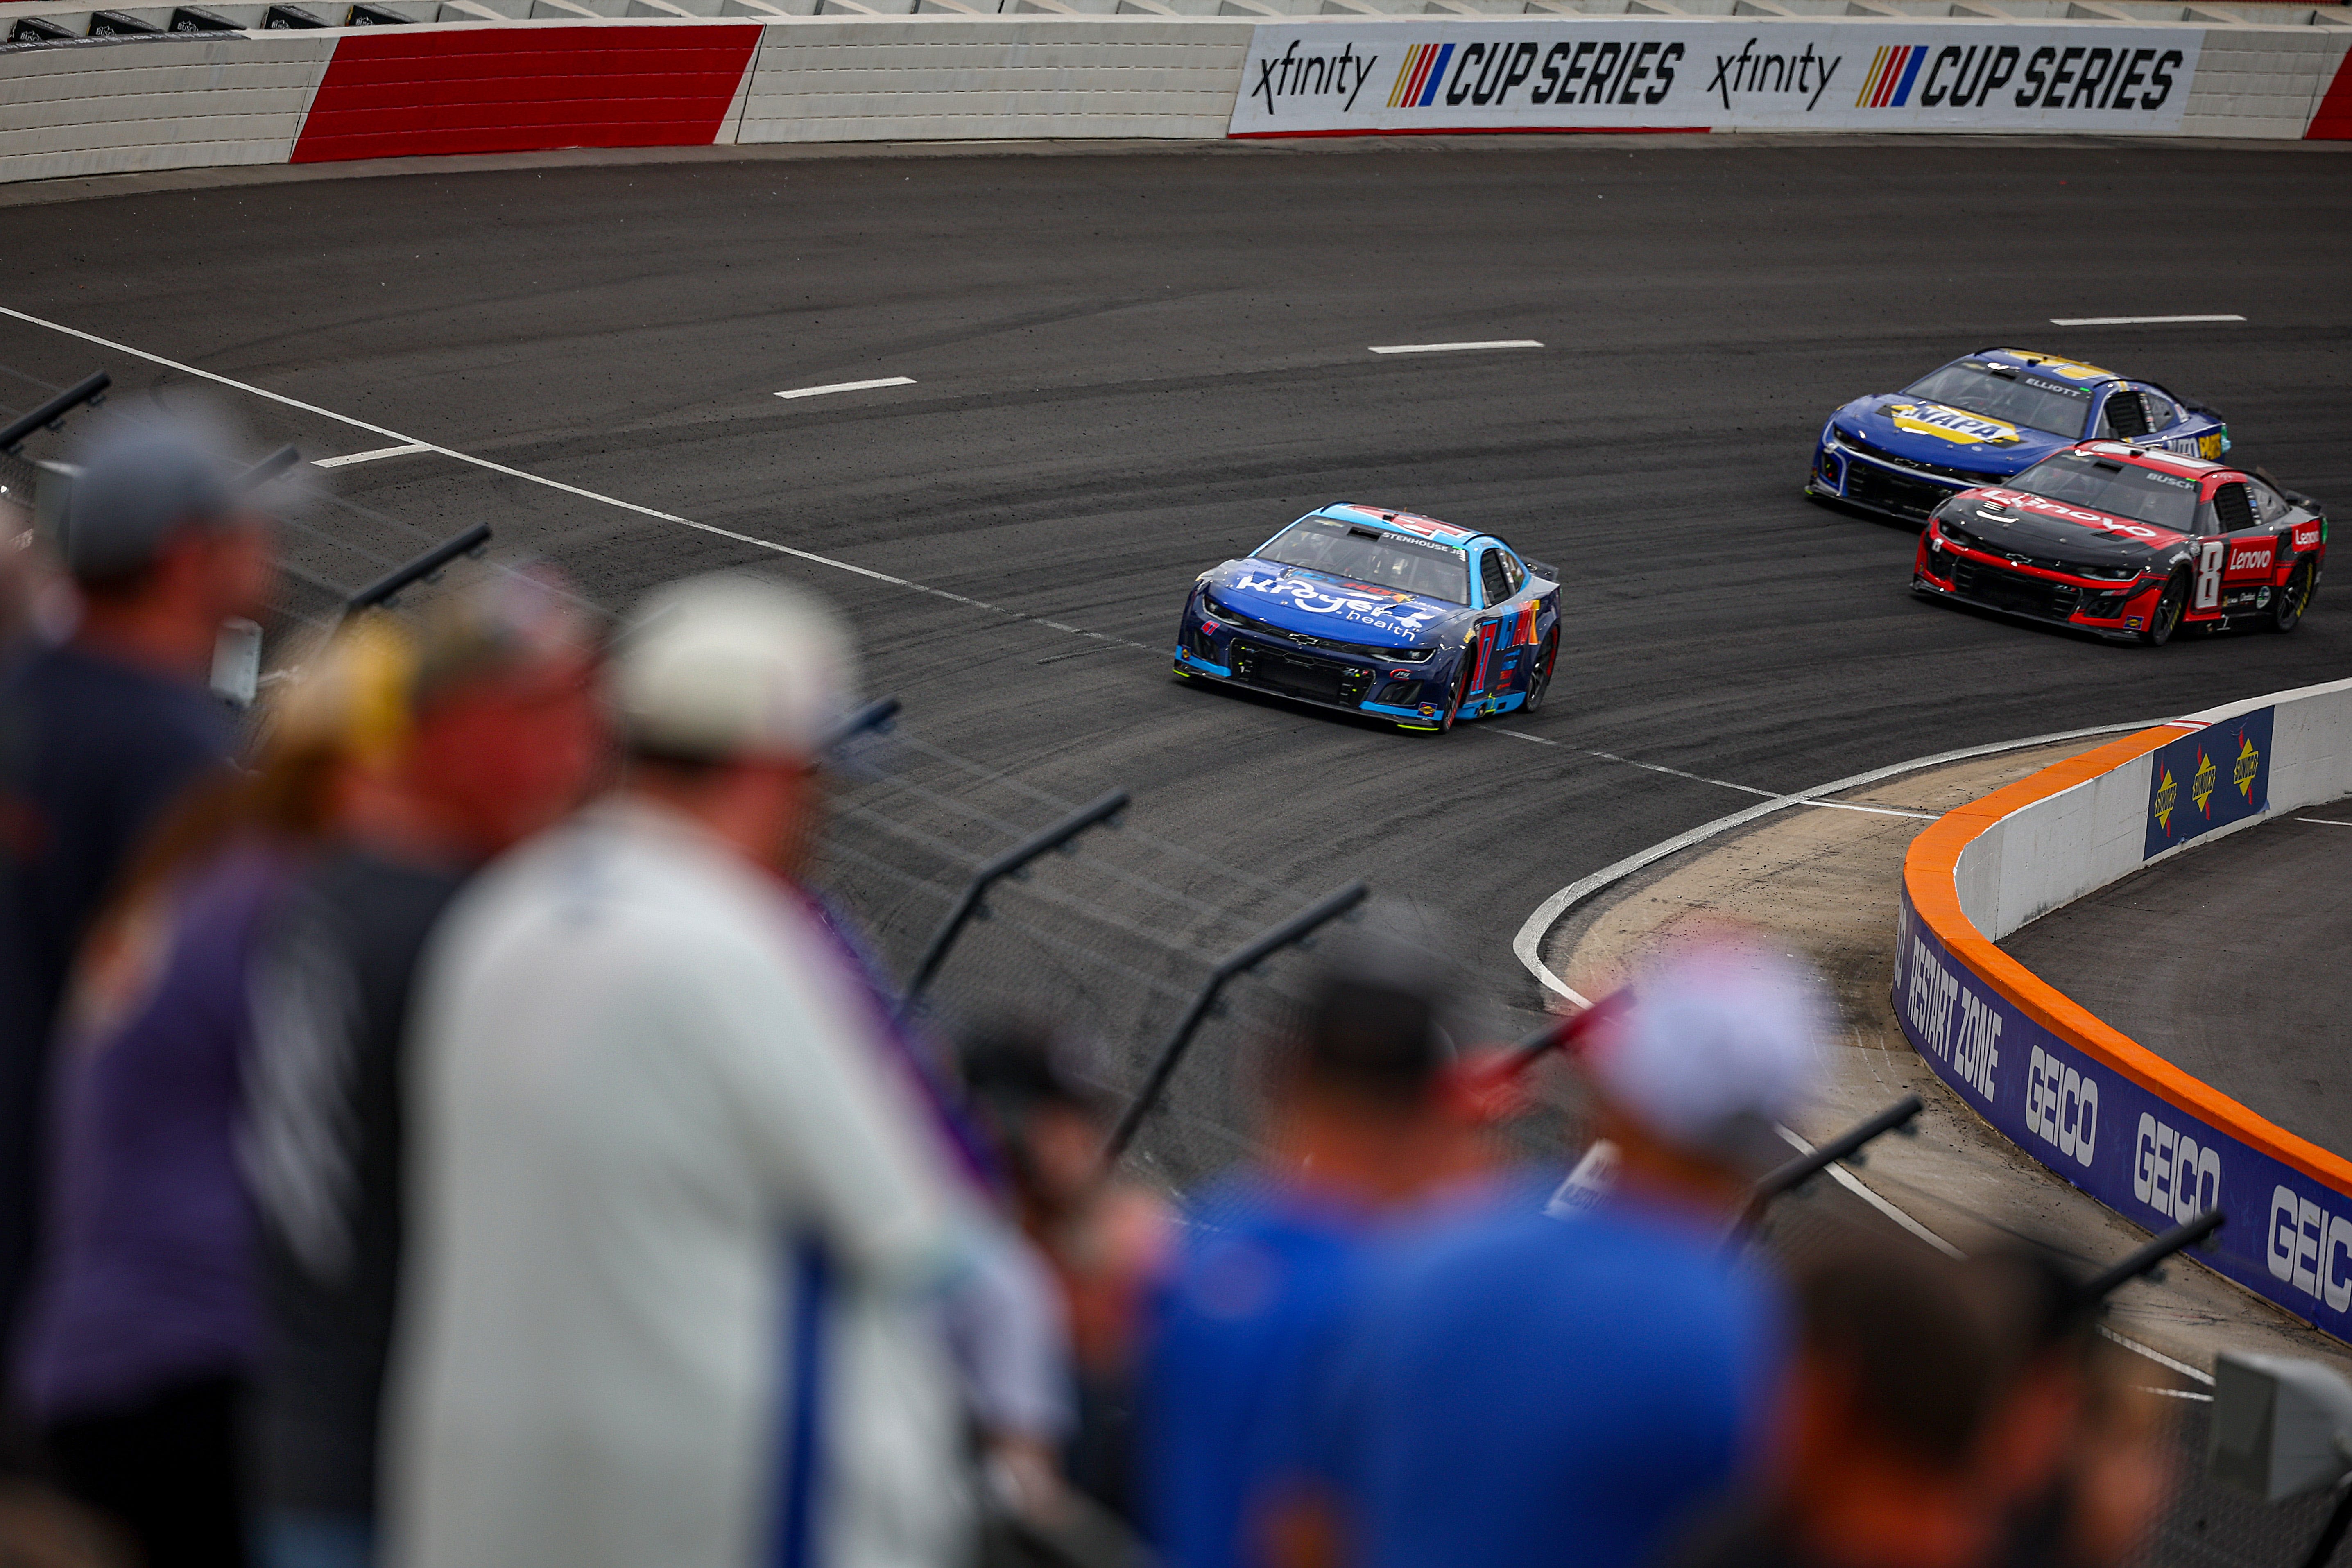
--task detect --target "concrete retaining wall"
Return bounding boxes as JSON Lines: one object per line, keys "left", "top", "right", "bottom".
{"left": 1901, "top": 675, "right": 2352, "bottom": 1342}
{"left": 0, "top": 7, "right": 2346, "bottom": 186}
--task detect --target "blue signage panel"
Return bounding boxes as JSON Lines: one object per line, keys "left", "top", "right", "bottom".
{"left": 2144, "top": 707, "right": 2273, "bottom": 860}
{"left": 1895, "top": 885, "right": 2352, "bottom": 1341}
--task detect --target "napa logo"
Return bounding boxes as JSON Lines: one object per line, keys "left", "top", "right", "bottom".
{"left": 1992, "top": 350, "right": 2117, "bottom": 382}
{"left": 1886, "top": 403, "right": 2024, "bottom": 447}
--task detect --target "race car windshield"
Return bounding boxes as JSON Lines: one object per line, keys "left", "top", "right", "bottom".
{"left": 1255, "top": 516, "right": 1469, "bottom": 603}
{"left": 2009, "top": 451, "right": 2201, "bottom": 532}
{"left": 1902, "top": 364, "right": 2093, "bottom": 438}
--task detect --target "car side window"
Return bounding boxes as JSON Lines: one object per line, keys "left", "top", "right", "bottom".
{"left": 1478, "top": 550, "right": 1513, "bottom": 606}
{"left": 2097, "top": 389, "right": 2154, "bottom": 441}
{"left": 2209, "top": 481, "right": 2256, "bottom": 534}
{"left": 2250, "top": 480, "right": 2291, "bottom": 525}
{"left": 1498, "top": 550, "right": 1526, "bottom": 597}
{"left": 2141, "top": 389, "right": 2180, "bottom": 429}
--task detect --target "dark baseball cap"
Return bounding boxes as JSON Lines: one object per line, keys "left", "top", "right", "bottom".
{"left": 60, "top": 424, "right": 239, "bottom": 585}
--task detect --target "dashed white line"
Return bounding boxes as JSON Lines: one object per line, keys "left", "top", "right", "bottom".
{"left": 1368, "top": 339, "right": 1544, "bottom": 355}
{"left": 312, "top": 442, "right": 432, "bottom": 468}
{"left": 0, "top": 305, "right": 1154, "bottom": 653}
{"left": 2047, "top": 314, "right": 2246, "bottom": 326}
{"left": 1494, "top": 732, "right": 1935, "bottom": 819}
{"left": 776, "top": 376, "right": 917, "bottom": 401}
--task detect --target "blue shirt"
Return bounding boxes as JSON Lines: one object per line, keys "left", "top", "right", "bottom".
{"left": 1142, "top": 1175, "right": 1376, "bottom": 1568}
{"left": 1306, "top": 1195, "right": 1786, "bottom": 1568}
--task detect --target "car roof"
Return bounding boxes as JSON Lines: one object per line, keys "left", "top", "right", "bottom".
{"left": 1960, "top": 348, "right": 2126, "bottom": 387}
{"left": 2069, "top": 440, "right": 2241, "bottom": 482}
{"left": 1313, "top": 503, "right": 1495, "bottom": 549}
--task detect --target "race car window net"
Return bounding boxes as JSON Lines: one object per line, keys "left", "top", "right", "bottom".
{"left": 2009, "top": 450, "right": 2200, "bottom": 534}
{"left": 1498, "top": 550, "right": 1526, "bottom": 595}
{"left": 1256, "top": 516, "right": 1468, "bottom": 604}
{"left": 2211, "top": 482, "right": 2255, "bottom": 533}
{"left": 1479, "top": 551, "right": 1512, "bottom": 606}
{"left": 1903, "top": 363, "right": 2092, "bottom": 438}
{"left": 2097, "top": 391, "right": 2154, "bottom": 440}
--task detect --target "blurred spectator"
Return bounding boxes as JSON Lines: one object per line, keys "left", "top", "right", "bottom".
{"left": 962, "top": 1024, "right": 1171, "bottom": 1520}
{"left": 1670, "top": 1235, "right": 2170, "bottom": 1568}
{"left": 11, "top": 626, "right": 380, "bottom": 1568}
{"left": 1277, "top": 938, "right": 1826, "bottom": 1568}
{"left": 241, "top": 574, "right": 602, "bottom": 1568}
{"left": 385, "top": 575, "right": 996, "bottom": 1568}
{"left": 0, "top": 424, "right": 271, "bottom": 1410}
{"left": 1141, "top": 954, "right": 1490, "bottom": 1568}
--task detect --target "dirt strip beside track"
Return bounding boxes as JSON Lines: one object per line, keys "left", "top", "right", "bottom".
{"left": 1542, "top": 737, "right": 2346, "bottom": 1373}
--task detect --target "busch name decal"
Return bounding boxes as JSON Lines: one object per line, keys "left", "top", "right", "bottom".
{"left": 1229, "top": 20, "right": 2202, "bottom": 136}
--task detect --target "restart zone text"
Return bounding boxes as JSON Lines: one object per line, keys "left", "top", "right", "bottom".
{"left": 1173, "top": 505, "right": 1561, "bottom": 733}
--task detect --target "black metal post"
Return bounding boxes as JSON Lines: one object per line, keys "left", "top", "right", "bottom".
{"left": 1503, "top": 989, "right": 1630, "bottom": 1075}
{"left": 895, "top": 788, "right": 1131, "bottom": 1022}
{"left": 1103, "top": 880, "right": 1370, "bottom": 1163}
{"left": 1751, "top": 1094, "right": 1925, "bottom": 1206}
{"left": 235, "top": 443, "right": 301, "bottom": 491}
{"left": 2299, "top": 1481, "right": 2352, "bottom": 1568}
{"left": 0, "top": 371, "right": 108, "bottom": 454}
{"left": 344, "top": 522, "right": 492, "bottom": 614}
{"left": 2074, "top": 1210, "right": 2225, "bottom": 1308}
{"left": 817, "top": 696, "right": 900, "bottom": 758}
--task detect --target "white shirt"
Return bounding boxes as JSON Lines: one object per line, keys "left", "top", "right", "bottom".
{"left": 386, "top": 797, "right": 973, "bottom": 1568}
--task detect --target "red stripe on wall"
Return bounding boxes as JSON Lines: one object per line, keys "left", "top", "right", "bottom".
{"left": 292, "top": 24, "right": 761, "bottom": 163}
{"left": 2309, "top": 44, "right": 2352, "bottom": 139}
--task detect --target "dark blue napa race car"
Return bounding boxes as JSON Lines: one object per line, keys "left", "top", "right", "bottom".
{"left": 1172, "top": 504, "right": 1561, "bottom": 733}
{"left": 1807, "top": 347, "right": 2230, "bottom": 525}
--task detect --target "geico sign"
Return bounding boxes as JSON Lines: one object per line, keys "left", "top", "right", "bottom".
{"left": 2269, "top": 1186, "right": 2352, "bottom": 1312}
{"left": 2132, "top": 1112, "right": 2219, "bottom": 1225}
{"left": 2023, "top": 1046, "right": 2096, "bottom": 1169}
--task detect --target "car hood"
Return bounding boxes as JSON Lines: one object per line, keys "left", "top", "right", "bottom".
{"left": 1206, "top": 560, "right": 1462, "bottom": 645}
{"left": 1845, "top": 395, "right": 2072, "bottom": 476}
{"left": 1945, "top": 487, "right": 2189, "bottom": 565}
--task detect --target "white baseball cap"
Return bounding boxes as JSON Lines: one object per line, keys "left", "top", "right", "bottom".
{"left": 1582, "top": 938, "right": 1829, "bottom": 1154}
{"left": 611, "top": 574, "right": 855, "bottom": 763}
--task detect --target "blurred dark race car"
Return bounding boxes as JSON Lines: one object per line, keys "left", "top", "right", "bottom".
{"left": 1172, "top": 504, "right": 1561, "bottom": 733}
{"left": 1912, "top": 441, "right": 2326, "bottom": 646}
{"left": 1809, "top": 348, "right": 2230, "bottom": 525}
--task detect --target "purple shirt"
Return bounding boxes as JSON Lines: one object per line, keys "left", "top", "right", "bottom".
{"left": 17, "top": 842, "right": 289, "bottom": 1421}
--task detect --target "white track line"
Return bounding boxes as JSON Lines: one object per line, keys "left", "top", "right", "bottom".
{"left": 2296, "top": 818, "right": 2352, "bottom": 827}
{"left": 1773, "top": 1123, "right": 1963, "bottom": 1257}
{"left": 776, "top": 376, "right": 916, "bottom": 400}
{"left": 1369, "top": 339, "right": 1544, "bottom": 355}
{"left": 2047, "top": 314, "right": 2245, "bottom": 326}
{"left": 1510, "top": 720, "right": 2157, "bottom": 1008}
{"left": 0, "top": 305, "right": 1153, "bottom": 652}
{"left": 1495, "top": 731, "right": 1939, "bottom": 821}
{"left": 313, "top": 442, "right": 430, "bottom": 468}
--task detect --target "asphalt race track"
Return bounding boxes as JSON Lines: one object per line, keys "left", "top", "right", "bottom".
{"left": 2007, "top": 808, "right": 2352, "bottom": 1162}
{"left": 5, "top": 137, "right": 2351, "bottom": 1151}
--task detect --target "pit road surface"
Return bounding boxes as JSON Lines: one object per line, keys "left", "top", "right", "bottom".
{"left": 5, "top": 136, "right": 2350, "bottom": 1114}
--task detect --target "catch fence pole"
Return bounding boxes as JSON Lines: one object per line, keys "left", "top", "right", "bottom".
{"left": 1103, "top": 880, "right": 1369, "bottom": 1164}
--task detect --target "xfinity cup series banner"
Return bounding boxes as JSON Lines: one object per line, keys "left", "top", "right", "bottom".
{"left": 1227, "top": 20, "right": 2201, "bottom": 136}
{"left": 1895, "top": 888, "right": 2352, "bottom": 1343}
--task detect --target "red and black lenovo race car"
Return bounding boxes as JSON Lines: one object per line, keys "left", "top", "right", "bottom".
{"left": 1912, "top": 442, "right": 2326, "bottom": 645}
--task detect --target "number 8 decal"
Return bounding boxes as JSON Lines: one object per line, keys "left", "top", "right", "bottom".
{"left": 2195, "top": 541, "right": 2225, "bottom": 610}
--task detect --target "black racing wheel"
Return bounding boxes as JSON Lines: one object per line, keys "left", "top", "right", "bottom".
{"left": 2139, "top": 569, "right": 2189, "bottom": 647}
{"left": 2270, "top": 560, "right": 2316, "bottom": 633}
{"left": 1520, "top": 628, "right": 1559, "bottom": 715}
{"left": 1435, "top": 658, "right": 1470, "bottom": 734}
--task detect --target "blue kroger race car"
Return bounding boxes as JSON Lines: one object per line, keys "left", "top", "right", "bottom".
{"left": 1172, "top": 504, "right": 1561, "bottom": 733}
{"left": 1806, "top": 348, "right": 2230, "bottom": 525}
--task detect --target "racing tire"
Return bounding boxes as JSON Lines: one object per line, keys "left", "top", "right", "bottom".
{"left": 1520, "top": 628, "right": 1560, "bottom": 716}
{"left": 1436, "top": 661, "right": 1470, "bottom": 734}
{"left": 2139, "top": 570, "right": 2189, "bottom": 647}
{"left": 2269, "top": 561, "right": 2315, "bottom": 634}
